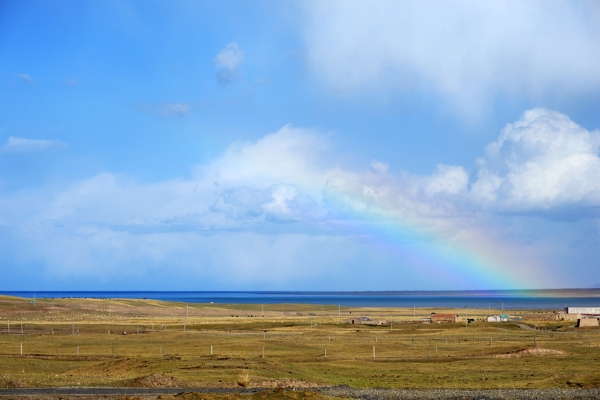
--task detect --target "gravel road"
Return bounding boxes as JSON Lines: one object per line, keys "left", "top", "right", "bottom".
{"left": 319, "top": 386, "right": 600, "bottom": 400}
{"left": 2, "top": 386, "right": 600, "bottom": 399}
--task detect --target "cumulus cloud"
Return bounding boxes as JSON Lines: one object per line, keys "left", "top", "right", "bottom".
{"left": 0, "top": 126, "right": 347, "bottom": 285}
{"left": 2, "top": 136, "right": 65, "bottom": 153}
{"left": 2, "top": 110, "right": 599, "bottom": 288}
{"left": 471, "top": 108, "right": 600, "bottom": 212}
{"left": 323, "top": 109, "right": 600, "bottom": 220}
{"left": 214, "top": 42, "right": 244, "bottom": 86}
{"left": 302, "top": 1, "right": 600, "bottom": 118}
{"left": 194, "top": 124, "right": 340, "bottom": 198}
{"left": 138, "top": 102, "right": 191, "bottom": 117}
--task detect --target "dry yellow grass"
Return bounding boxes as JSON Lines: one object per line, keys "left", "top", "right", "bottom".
{"left": 237, "top": 370, "right": 251, "bottom": 387}
{"left": 1, "top": 296, "right": 599, "bottom": 389}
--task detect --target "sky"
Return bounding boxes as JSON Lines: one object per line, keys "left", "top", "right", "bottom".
{"left": 1, "top": 0, "right": 600, "bottom": 291}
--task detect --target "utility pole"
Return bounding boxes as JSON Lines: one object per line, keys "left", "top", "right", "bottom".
{"left": 72, "top": 314, "right": 75, "bottom": 335}
{"left": 465, "top": 306, "right": 468, "bottom": 328}
{"left": 184, "top": 304, "right": 188, "bottom": 332}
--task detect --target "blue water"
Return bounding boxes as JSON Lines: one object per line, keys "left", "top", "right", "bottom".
{"left": 2, "top": 290, "right": 600, "bottom": 310}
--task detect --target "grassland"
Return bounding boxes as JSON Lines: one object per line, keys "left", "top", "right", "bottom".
{"left": 1, "top": 295, "right": 599, "bottom": 389}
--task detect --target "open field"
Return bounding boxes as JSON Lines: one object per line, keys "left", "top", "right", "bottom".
{"left": 1, "top": 295, "right": 600, "bottom": 390}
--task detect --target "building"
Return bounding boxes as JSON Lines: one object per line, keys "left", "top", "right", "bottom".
{"left": 565, "top": 307, "right": 600, "bottom": 316}
{"left": 430, "top": 313, "right": 462, "bottom": 323}
{"left": 487, "top": 314, "right": 509, "bottom": 322}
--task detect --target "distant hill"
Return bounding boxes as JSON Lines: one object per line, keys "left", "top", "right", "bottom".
{"left": 592, "top": 284, "right": 600, "bottom": 289}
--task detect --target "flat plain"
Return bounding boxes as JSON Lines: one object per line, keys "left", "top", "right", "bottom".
{"left": 1, "top": 295, "right": 599, "bottom": 391}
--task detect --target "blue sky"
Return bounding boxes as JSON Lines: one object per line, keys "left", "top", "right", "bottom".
{"left": 1, "top": 0, "right": 600, "bottom": 290}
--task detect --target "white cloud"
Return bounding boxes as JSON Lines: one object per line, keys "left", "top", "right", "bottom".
{"left": 211, "top": 183, "right": 327, "bottom": 223}
{"left": 17, "top": 73, "right": 33, "bottom": 83}
{"left": 2, "top": 111, "right": 599, "bottom": 288}
{"left": 423, "top": 165, "right": 469, "bottom": 198}
{"left": 302, "top": 1, "right": 600, "bottom": 118}
{"left": 471, "top": 108, "right": 600, "bottom": 211}
{"left": 194, "top": 124, "right": 341, "bottom": 199}
{"left": 9, "top": 125, "right": 338, "bottom": 235}
{"left": 214, "top": 42, "right": 244, "bottom": 85}
{"left": 370, "top": 160, "right": 389, "bottom": 175}
{"left": 322, "top": 109, "right": 600, "bottom": 219}
{"left": 0, "top": 125, "right": 347, "bottom": 284}
{"left": 2, "top": 136, "right": 65, "bottom": 153}
{"left": 6, "top": 113, "right": 594, "bottom": 224}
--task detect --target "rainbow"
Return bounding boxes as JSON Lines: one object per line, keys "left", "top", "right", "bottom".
{"left": 324, "top": 191, "right": 546, "bottom": 290}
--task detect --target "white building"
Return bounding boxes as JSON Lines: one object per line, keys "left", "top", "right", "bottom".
{"left": 487, "top": 314, "right": 509, "bottom": 322}
{"left": 564, "top": 307, "right": 600, "bottom": 315}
